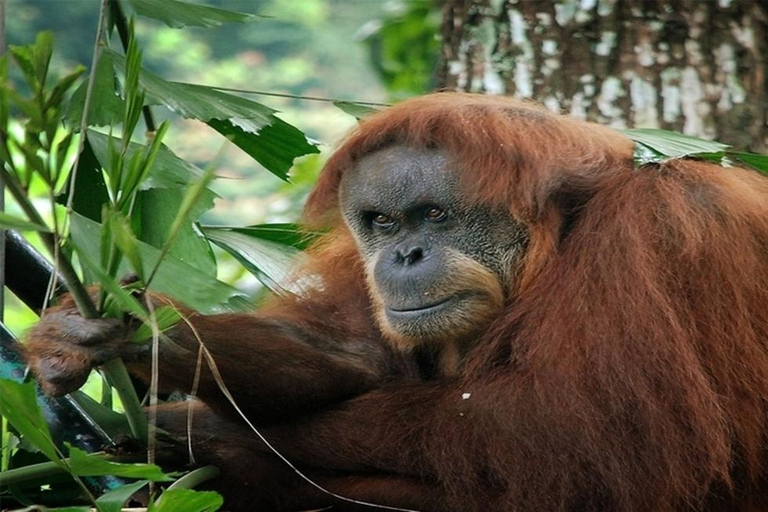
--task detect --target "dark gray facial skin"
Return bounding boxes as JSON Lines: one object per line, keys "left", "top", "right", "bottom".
{"left": 339, "top": 146, "right": 528, "bottom": 349}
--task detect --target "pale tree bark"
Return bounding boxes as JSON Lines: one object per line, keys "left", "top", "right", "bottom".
{"left": 436, "top": 0, "right": 768, "bottom": 151}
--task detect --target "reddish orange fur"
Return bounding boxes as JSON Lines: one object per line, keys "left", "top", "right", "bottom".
{"left": 296, "top": 93, "right": 768, "bottom": 510}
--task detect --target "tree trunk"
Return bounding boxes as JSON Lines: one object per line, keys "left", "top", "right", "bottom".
{"left": 436, "top": 0, "right": 768, "bottom": 152}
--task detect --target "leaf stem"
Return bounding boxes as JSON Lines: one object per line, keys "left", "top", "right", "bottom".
{"left": 0, "top": 450, "right": 144, "bottom": 488}
{"left": 0, "top": 459, "right": 68, "bottom": 487}
{"left": 67, "top": 0, "right": 109, "bottom": 214}
{"left": 102, "top": 358, "right": 147, "bottom": 443}
{"left": 109, "top": 0, "right": 156, "bottom": 133}
{"left": 0, "top": 454, "right": 98, "bottom": 506}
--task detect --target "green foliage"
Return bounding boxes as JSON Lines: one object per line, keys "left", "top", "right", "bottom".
{"left": 0, "top": 212, "right": 50, "bottom": 232}
{"left": 203, "top": 224, "right": 313, "bottom": 295}
{"left": 2, "top": 32, "right": 83, "bottom": 192}
{"left": 107, "top": 50, "right": 320, "bottom": 180}
{"left": 87, "top": 130, "right": 206, "bottom": 190}
{"left": 128, "top": 0, "right": 261, "bottom": 28}
{"left": 149, "top": 488, "right": 223, "bottom": 512}
{"left": 131, "top": 306, "right": 182, "bottom": 343}
{"left": 79, "top": 129, "right": 219, "bottom": 276}
{"left": 730, "top": 152, "right": 768, "bottom": 174}
{"left": 626, "top": 128, "right": 768, "bottom": 175}
{"left": 68, "top": 447, "right": 173, "bottom": 481}
{"left": 625, "top": 129, "right": 731, "bottom": 165}
{"left": 0, "top": 2, "right": 327, "bottom": 509}
{"left": 70, "top": 213, "right": 251, "bottom": 313}
{"left": 67, "top": 56, "right": 124, "bottom": 128}
{"left": 363, "top": 1, "right": 440, "bottom": 99}
{"left": 68, "top": 391, "right": 130, "bottom": 437}
{"left": 8, "top": 31, "right": 57, "bottom": 100}
{"left": 94, "top": 480, "right": 148, "bottom": 512}
{"left": 333, "top": 100, "right": 381, "bottom": 120}
{"left": 0, "top": 380, "right": 61, "bottom": 464}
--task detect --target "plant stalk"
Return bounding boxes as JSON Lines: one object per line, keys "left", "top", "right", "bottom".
{"left": 0, "top": 459, "right": 68, "bottom": 487}
{"left": 0, "top": 451, "right": 143, "bottom": 488}
{"left": 109, "top": 0, "right": 156, "bottom": 133}
{"left": 67, "top": 0, "right": 109, "bottom": 212}
{"left": 102, "top": 358, "right": 147, "bottom": 442}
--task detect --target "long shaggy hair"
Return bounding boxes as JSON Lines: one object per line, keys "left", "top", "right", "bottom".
{"left": 298, "top": 93, "right": 768, "bottom": 510}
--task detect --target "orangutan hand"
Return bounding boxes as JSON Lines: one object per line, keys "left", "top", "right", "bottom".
{"left": 24, "top": 293, "right": 142, "bottom": 396}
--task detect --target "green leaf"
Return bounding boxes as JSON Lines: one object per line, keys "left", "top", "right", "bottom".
{"left": 71, "top": 213, "right": 252, "bottom": 313}
{"left": 68, "top": 446, "right": 173, "bottom": 481}
{"left": 72, "top": 240, "right": 150, "bottom": 323}
{"left": 150, "top": 488, "right": 223, "bottom": 512}
{"left": 630, "top": 140, "right": 664, "bottom": 167}
{"left": 106, "top": 51, "right": 319, "bottom": 179}
{"left": 9, "top": 31, "right": 54, "bottom": 91}
{"left": 31, "top": 31, "right": 54, "bottom": 88}
{"left": 68, "top": 391, "right": 130, "bottom": 438}
{"left": 0, "top": 379, "right": 61, "bottom": 464}
{"left": 162, "top": 164, "right": 217, "bottom": 259}
{"left": 0, "top": 212, "right": 49, "bottom": 232}
{"left": 206, "top": 118, "right": 315, "bottom": 181}
{"left": 67, "top": 53, "right": 124, "bottom": 128}
{"left": 58, "top": 135, "right": 111, "bottom": 222}
{"left": 128, "top": 0, "right": 260, "bottom": 28}
{"left": 123, "top": 121, "right": 170, "bottom": 202}
{"left": 333, "top": 101, "right": 380, "bottom": 120}
{"left": 87, "top": 129, "right": 207, "bottom": 190}
{"left": 100, "top": 205, "right": 115, "bottom": 276}
{"left": 137, "top": 188, "right": 217, "bottom": 276}
{"left": 203, "top": 226, "right": 305, "bottom": 295}
{"left": 95, "top": 480, "right": 148, "bottom": 512}
{"left": 141, "top": 163, "right": 218, "bottom": 284}
{"left": 12, "top": 139, "right": 46, "bottom": 179}
{"left": 131, "top": 305, "right": 182, "bottom": 343}
{"left": 121, "top": 23, "right": 145, "bottom": 140}
{"left": 53, "top": 131, "right": 76, "bottom": 181}
{"left": 623, "top": 129, "right": 731, "bottom": 164}
{"left": 47, "top": 65, "right": 86, "bottom": 109}
{"left": 731, "top": 151, "right": 768, "bottom": 175}
{"left": 107, "top": 210, "right": 144, "bottom": 280}
{"left": 9, "top": 45, "right": 36, "bottom": 85}
{"left": 212, "top": 223, "right": 319, "bottom": 250}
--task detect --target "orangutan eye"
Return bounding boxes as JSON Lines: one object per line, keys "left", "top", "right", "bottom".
{"left": 425, "top": 206, "right": 446, "bottom": 222}
{"left": 369, "top": 212, "right": 395, "bottom": 230}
